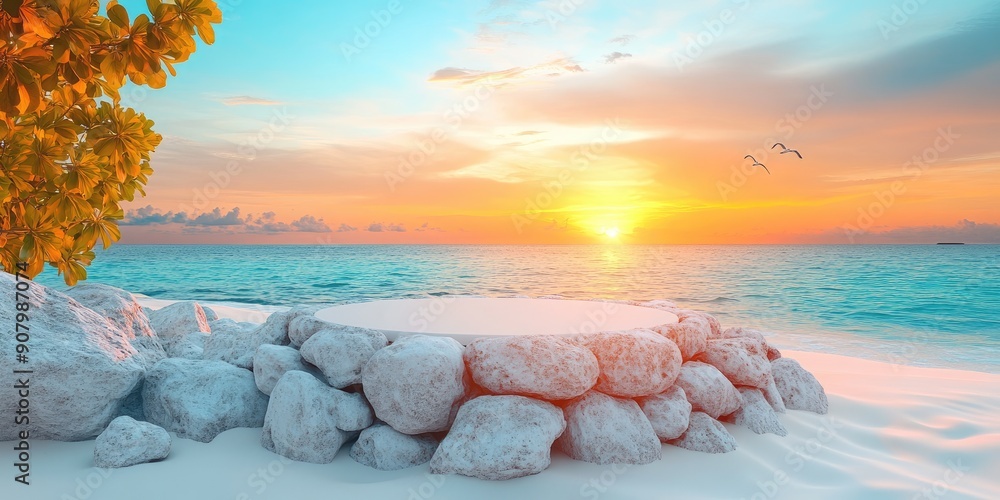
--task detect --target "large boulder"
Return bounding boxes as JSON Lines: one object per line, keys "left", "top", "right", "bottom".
{"left": 162, "top": 332, "right": 205, "bottom": 360}
{"left": 582, "top": 329, "right": 683, "bottom": 398}
{"left": 696, "top": 337, "right": 772, "bottom": 388}
{"left": 94, "top": 416, "right": 171, "bottom": 468}
{"left": 723, "top": 327, "right": 781, "bottom": 360}
{"left": 652, "top": 314, "right": 712, "bottom": 359}
{"left": 300, "top": 326, "right": 388, "bottom": 389}
{"left": 253, "top": 344, "right": 323, "bottom": 395}
{"left": 724, "top": 387, "right": 787, "bottom": 436}
{"left": 361, "top": 335, "right": 466, "bottom": 434}
{"left": 557, "top": 391, "right": 661, "bottom": 465}
{"left": 65, "top": 283, "right": 166, "bottom": 369}
{"left": 0, "top": 273, "right": 144, "bottom": 441}
{"left": 463, "top": 336, "right": 599, "bottom": 400}
{"left": 288, "top": 314, "right": 339, "bottom": 348}
{"left": 638, "top": 385, "right": 692, "bottom": 441}
{"left": 202, "top": 319, "right": 258, "bottom": 369}
{"left": 261, "top": 371, "right": 373, "bottom": 464}
{"left": 142, "top": 359, "right": 269, "bottom": 443}
{"left": 350, "top": 423, "right": 438, "bottom": 471}
{"left": 771, "top": 358, "right": 828, "bottom": 414}
{"left": 147, "top": 301, "right": 210, "bottom": 340}
{"left": 762, "top": 375, "right": 787, "bottom": 413}
{"left": 669, "top": 411, "right": 737, "bottom": 454}
{"left": 674, "top": 361, "right": 743, "bottom": 419}
{"left": 431, "top": 395, "right": 565, "bottom": 480}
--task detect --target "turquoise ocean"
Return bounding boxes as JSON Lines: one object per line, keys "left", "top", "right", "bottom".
{"left": 33, "top": 244, "right": 1000, "bottom": 373}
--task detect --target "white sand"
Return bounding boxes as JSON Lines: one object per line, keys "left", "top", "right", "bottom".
{"left": 5, "top": 299, "right": 998, "bottom": 499}
{"left": 6, "top": 351, "right": 997, "bottom": 500}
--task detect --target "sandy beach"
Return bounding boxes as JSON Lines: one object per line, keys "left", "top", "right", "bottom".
{"left": 5, "top": 300, "right": 997, "bottom": 500}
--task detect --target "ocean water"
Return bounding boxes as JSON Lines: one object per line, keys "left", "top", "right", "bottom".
{"left": 33, "top": 244, "right": 1000, "bottom": 373}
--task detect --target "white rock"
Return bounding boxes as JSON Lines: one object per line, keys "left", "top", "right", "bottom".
{"left": 147, "top": 301, "right": 210, "bottom": 339}
{"left": 350, "top": 423, "right": 438, "bottom": 471}
{"left": 142, "top": 358, "right": 269, "bottom": 443}
{"left": 94, "top": 416, "right": 170, "bottom": 468}
{"left": 652, "top": 315, "right": 712, "bottom": 360}
{"left": 261, "top": 371, "right": 373, "bottom": 463}
{"left": 725, "top": 387, "right": 787, "bottom": 436}
{"left": 696, "top": 337, "right": 772, "bottom": 388}
{"left": 771, "top": 358, "right": 829, "bottom": 414}
{"left": 557, "top": 391, "right": 661, "bottom": 465}
{"left": 723, "top": 327, "right": 781, "bottom": 360}
{"left": 674, "top": 361, "right": 743, "bottom": 419}
{"left": 640, "top": 299, "right": 679, "bottom": 311}
{"left": 669, "top": 411, "right": 737, "bottom": 454}
{"left": 202, "top": 306, "right": 219, "bottom": 322}
{"left": 431, "top": 395, "right": 565, "bottom": 480}
{"left": 253, "top": 344, "right": 323, "bottom": 395}
{"left": 202, "top": 319, "right": 258, "bottom": 369}
{"left": 300, "top": 326, "right": 388, "bottom": 389}
{"left": 65, "top": 283, "right": 166, "bottom": 369}
{"left": 464, "top": 336, "right": 599, "bottom": 400}
{"left": 288, "top": 315, "right": 338, "bottom": 348}
{"left": 362, "top": 335, "right": 466, "bottom": 434}
{"left": 162, "top": 333, "right": 204, "bottom": 360}
{"left": 638, "top": 385, "right": 692, "bottom": 441}
{"left": 762, "top": 375, "right": 787, "bottom": 413}
{"left": 0, "top": 273, "right": 144, "bottom": 441}
{"left": 582, "top": 329, "right": 683, "bottom": 398}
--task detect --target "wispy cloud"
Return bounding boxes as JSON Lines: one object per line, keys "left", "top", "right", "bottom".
{"left": 122, "top": 206, "right": 332, "bottom": 233}
{"left": 609, "top": 34, "right": 636, "bottom": 46}
{"left": 367, "top": 222, "right": 407, "bottom": 233}
{"left": 604, "top": 51, "right": 632, "bottom": 64}
{"left": 429, "top": 58, "right": 585, "bottom": 86}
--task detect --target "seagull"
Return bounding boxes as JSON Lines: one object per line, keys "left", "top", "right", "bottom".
{"left": 744, "top": 155, "right": 771, "bottom": 174}
{"left": 772, "top": 143, "right": 803, "bottom": 159}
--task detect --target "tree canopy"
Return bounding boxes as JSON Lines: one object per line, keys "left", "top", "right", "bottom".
{"left": 0, "top": 0, "right": 221, "bottom": 284}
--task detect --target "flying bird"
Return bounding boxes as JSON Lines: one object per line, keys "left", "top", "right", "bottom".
{"left": 744, "top": 155, "right": 771, "bottom": 174}
{"left": 772, "top": 143, "right": 803, "bottom": 159}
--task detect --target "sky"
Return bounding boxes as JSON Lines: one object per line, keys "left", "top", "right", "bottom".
{"left": 114, "top": 0, "right": 1000, "bottom": 244}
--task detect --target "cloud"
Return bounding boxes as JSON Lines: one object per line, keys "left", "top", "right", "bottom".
{"left": 429, "top": 58, "right": 585, "bottom": 87}
{"left": 415, "top": 222, "right": 444, "bottom": 232}
{"left": 609, "top": 35, "right": 636, "bottom": 46}
{"left": 218, "top": 95, "right": 283, "bottom": 106}
{"left": 604, "top": 51, "right": 632, "bottom": 64}
{"left": 514, "top": 130, "right": 544, "bottom": 136}
{"left": 121, "top": 206, "right": 331, "bottom": 233}
{"left": 841, "top": 220, "right": 1000, "bottom": 244}
{"left": 367, "top": 222, "right": 407, "bottom": 232}
{"left": 336, "top": 223, "right": 358, "bottom": 232}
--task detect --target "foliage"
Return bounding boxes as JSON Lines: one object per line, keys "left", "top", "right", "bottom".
{"left": 0, "top": 0, "right": 221, "bottom": 284}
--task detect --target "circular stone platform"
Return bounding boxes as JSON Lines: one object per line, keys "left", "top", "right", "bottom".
{"left": 314, "top": 297, "right": 678, "bottom": 343}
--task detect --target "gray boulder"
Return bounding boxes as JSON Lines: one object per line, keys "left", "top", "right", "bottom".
{"left": 638, "top": 385, "right": 692, "bottom": 441}
{"left": 431, "top": 395, "right": 566, "bottom": 480}
{"left": 300, "top": 326, "right": 388, "bottom": 388}
{"left": 147, "top": 301, "right": 210, "bottom": 339}
{"left": 557, "top": 391, "right": 661, "bottom": 465}
{"left": 261, "top": 371, "right": 373, "bottom": 463}
{"left": 771, "top": 358, "right": 829, "bottom": 414}
{"left": 0, "top": 273, "right": 144, "bottom": 441}
{"left": 65, "top": 283, "right": 166, "bottom": 369}
{"left": 362, "top": 335, "right": 466, "bottom": 434}
{"left": 94, "top": 416, "right": 170, "bottom": 468}
{"left": 669, "top": 411, "right": 737, "bottom": 454}
{"left": 351, "top": 423, "right": 438, "bottom": 471}
{"left": 143, "top": 358, "right": 269, "bottom": 442}
{"left": 253, "top": 344, "right": 323, "bottom": 395}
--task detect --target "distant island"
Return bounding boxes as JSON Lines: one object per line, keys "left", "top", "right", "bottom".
{"left": 936, "top": 242, "right": 966, "bottom": 245}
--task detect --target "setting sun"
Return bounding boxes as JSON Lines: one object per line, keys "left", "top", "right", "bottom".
{"left": 604, "top": 227, "right": 620, "bottom": 239}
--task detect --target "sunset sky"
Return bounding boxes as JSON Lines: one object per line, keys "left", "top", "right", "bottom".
{"left": 116, "top": 0, "right": 1000, "bottom": 244}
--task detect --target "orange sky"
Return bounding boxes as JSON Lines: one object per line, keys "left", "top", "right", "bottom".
{"left": 116, "top": 1, "right": 1000, "bottom": 244}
